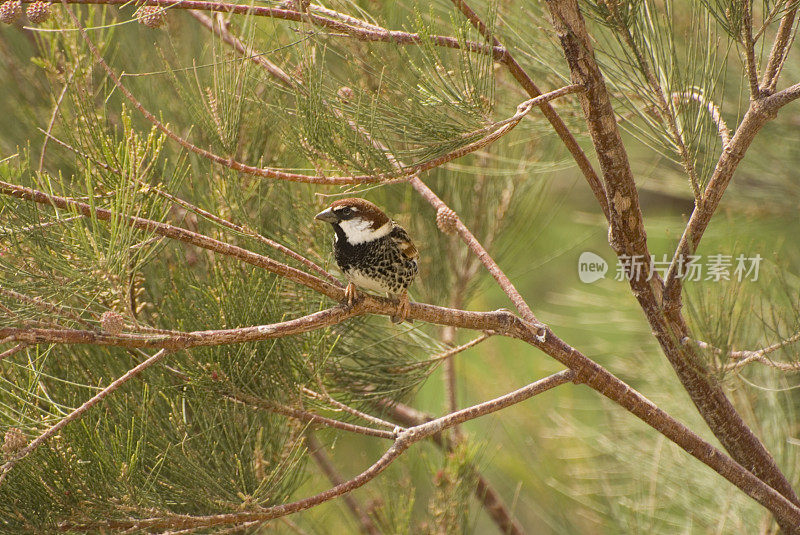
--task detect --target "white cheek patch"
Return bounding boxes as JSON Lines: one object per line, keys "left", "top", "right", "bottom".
{"left": 339, "top": 219, "right": 391, "bottom": 245}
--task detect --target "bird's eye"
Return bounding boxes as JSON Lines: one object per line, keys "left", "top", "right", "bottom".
{"left": 338, "top": 207, "right": 353, "bottom": 218}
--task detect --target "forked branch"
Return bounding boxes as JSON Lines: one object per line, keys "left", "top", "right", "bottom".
{"left": 56, "top": 370, "right": 573, "bottom": 531}
{"left": 449, "top": 0, "right": 610, "bottom": 219}
{"left": 544, "top": 0, "right": 800, "bottom": 522}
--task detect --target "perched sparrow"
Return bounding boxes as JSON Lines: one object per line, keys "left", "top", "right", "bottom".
{"left": 315, "top": 198, "right": 419, "bottom": 323}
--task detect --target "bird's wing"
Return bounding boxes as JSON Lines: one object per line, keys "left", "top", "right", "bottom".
{"left": 390, "top": 224, "right": 419, "bottom": 260}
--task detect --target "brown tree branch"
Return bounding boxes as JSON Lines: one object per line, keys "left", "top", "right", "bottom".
{"left": 761, "top": 3, "right": 798, "bottom": 92}
{"left": 742, "top": 0, "right": 762, "bottom": 99}
{"left": 68, "top": 6, "right": 578, "bottom": 188}
{"left": 662, "top": 99, "right": 781, "bottom": 306}
{"left": 301, "top": 388, "right": 400, "bottom": 431}
{"left": 0, "top": 348, "right": 170, "bottom": 483}
{"left": 544, "top": 0, "right": 800, "bottom": 524}
{"left": 410, "top": 176, "right": 543, "bottom": 329}
{"left": 0, "top": 343, "right": 28, "bottom": 362}
{"left": 383, "top": 401, "right": 525, "bottom": 535}
{"left": 57, "top": 371, "right": 572, "bottom": 531}
{"left": 226, "top": 392, "right": 397, "bottom": 440}
{"left": 0, "top": 179, "right": 343, "bottom": 298}
{"left": 43, "top": 0, "right": 506, "bottom": 58}
{"left": 514, "top": 327, "right": 800, "bottom": 530}
{"left": 448, "top": 0, "right": 610, "bottom": 220}
{"left": 764, "top": 81, "right": 800, "bottom": 108}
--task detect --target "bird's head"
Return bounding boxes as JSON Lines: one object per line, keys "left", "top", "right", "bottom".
{"left": 314, "top": 198, "right": 392, "bottom": 245}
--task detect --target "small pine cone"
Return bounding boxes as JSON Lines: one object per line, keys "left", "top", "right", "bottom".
{"left": 0, "top": 0, "right": 22, "bottom": 24}
{"left": 3, "top": 427, "right": 26, "bottom": 458}
{"left": 26, "top": 1, "right": 49, "bottom": 23}
{"left": 336, "top": 86, "right": 353, "bottom": 103}
{"left": 135, "top": 5, "right": 165, "bottom": 28}
{"left": 435, "top": 207, "right": 458, "bottom": 235}
{"left": 100, "top": 310, "right": 125, "bottom": 335}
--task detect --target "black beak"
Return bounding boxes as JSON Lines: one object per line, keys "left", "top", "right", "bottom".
{"left": 314, "top": 207, "right": 339, "bottom": 224}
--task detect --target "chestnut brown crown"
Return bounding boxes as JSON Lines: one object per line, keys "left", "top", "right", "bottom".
{"left": 314, "top": 198, "right": 391, "bottom": 229}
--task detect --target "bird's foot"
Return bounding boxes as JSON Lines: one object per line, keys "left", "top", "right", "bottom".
{"left": 391, "top": 292, "right": 411, "bottom": 324}
{"left": 344, "top": 282, "right": 359, "bottom": 307}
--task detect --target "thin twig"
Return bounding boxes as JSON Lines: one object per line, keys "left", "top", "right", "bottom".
{"left": 0, "top": 348, "right": 170, "bottom": 483}
{"left": 0, "top": 287, "right": 96, "bottom": 328}
{"left": 394, "top": 332, "right": 491, "bottom": 372}
{"left": 725, "top": 355, "right": 800, "bottom": 372}
{"left": 7, "top": 213, "right": 85, "bottom": 233}
{"left": 761, "top": 3, "right": 798, "bottom": 92}
{"left": 449, "top": 0, "right": 610, "bottom": 220}
{"left": 742, "top": 0, "right": 762, "bottom": 99}
{"left": 605, "top": 3, "right": 703, "bottom": 201}
{"left": 38, "top": 68, "right": 76, "bottom": 174}
{"left": 58, "top": 371, "right": 573, "bottom": 531}
{"left": 226, "top": 392, "right": 397, "bottom": 440}
{"left": 0, "top": 343, "right": 28, "bottom": 362}
{"left": 0, "top": 179, "right": 343, "bottom": 299}
{"left": 382, "top": 400, "right": 525, "bottom": 535}
{"left": 189, "top": 11, "right": 294, "bottom": 87}
{"left": 686, "top": 331, "right": 800, "bottom": 372}
{"left": 302, "top": 388, "right": 399, "bottom": 431}
{"left": 671, "top": 91, "right": 732, "bottom": 146}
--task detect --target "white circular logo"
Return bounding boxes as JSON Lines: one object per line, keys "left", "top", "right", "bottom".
{"left": 578, "top": 252, "right": 608, "bottom": 283}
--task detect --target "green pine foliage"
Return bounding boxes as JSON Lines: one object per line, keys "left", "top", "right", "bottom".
{"left": 1, "top": 0, "right": 799, "bottom": 533}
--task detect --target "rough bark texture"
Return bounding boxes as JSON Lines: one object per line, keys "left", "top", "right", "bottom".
{"left": 544, "top": 0, "right": 800, "bottom": 527}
